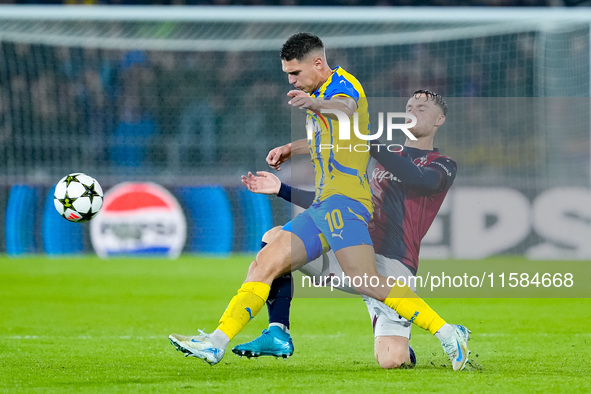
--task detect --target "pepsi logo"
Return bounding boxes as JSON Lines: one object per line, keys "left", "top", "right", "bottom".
{"left": 90, "top": 182, "right": 186, "bottom": 258}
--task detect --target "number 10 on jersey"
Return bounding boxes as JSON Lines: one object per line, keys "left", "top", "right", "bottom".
{"left": 325, "top": 209, "right": 344, "bottom": 232}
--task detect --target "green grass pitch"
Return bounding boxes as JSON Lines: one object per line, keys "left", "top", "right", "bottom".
{"left": 1, "top": 255, "right": 589, "bottom": 393}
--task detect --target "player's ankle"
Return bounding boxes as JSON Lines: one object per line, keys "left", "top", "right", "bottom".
{"left": 210, "top": 329, "right": 230, "bottom": 349}
{"left": 269, "top": 323, "right": 290, "bottom": 334}
{"left": 434, "top": 323, "right": 454, "bottom": 341}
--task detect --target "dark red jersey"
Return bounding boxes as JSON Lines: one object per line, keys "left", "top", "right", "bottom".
{"left": 368, "top": 147, "right": 457, "bottom": 275}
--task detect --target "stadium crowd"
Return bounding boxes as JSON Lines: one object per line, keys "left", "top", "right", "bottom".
{"left": 0, "top": 27, "right": 586, "bottom": 183}
{"left": 0, "top": 33, "right": 540, "bottom": 176}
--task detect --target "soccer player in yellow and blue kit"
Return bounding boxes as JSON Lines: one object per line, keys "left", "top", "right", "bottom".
{"left": 280, "top": 34, "right": 374, "bottom": 272}
{"left": 169, "top": 33, "right": 469, "bottom": 370}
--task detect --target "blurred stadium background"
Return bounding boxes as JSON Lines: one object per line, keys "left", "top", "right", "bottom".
{"left": 0, "top": 5, "right": 589, "bottom": 259}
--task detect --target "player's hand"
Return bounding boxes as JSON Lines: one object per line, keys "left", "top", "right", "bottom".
{"left": 240, "top": 171, "right": 281, "bottom": 195}
{"left": 287, "top": 90, "right": 317, "bottom": 110}
{"left": 266, "top": 143, "right": 292, "bottom": 171}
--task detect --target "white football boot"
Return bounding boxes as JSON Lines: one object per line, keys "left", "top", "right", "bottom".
{"left": 169, "top": 330, "right": 225, "bottom": 366}
{"left": 440, "top": 324, "right": 471, "bottom": 371}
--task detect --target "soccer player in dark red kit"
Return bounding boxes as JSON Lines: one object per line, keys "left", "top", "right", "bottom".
{"left": 236, "top": 90, "right": 466, "bottom": 370}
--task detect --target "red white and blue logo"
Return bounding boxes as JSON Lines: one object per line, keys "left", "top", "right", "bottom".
{"left": 90, "top": 182, "right": 186, "bottom": 258}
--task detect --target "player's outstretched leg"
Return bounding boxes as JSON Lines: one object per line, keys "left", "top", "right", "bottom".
{"left": 232, "top": 274, "right": 294, "bottom": 358}
{"left": 169, "top": 230, "right": 307, "bottom": 366}
{"left": 169, "top": 279, "right": 270, "bottom": 365}
{"left": 232, "top": 228, "right": 295, "bottom": 359}
{"left": 335, "top": 245, "right": 471, "bottom": 371}
{"left": 381, "top": 284, "right": 472, "bottom": 370}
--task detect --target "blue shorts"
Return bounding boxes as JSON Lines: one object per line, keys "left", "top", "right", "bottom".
{"left": 282, "top": 195, "right": 373, "bottom": 262}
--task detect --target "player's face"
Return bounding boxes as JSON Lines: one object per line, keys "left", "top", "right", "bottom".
{"left": 282, "top": 56, "right": 323, "bottom": 94}
{"left": 405, "top": 94, "right": 445, "bottom": 138}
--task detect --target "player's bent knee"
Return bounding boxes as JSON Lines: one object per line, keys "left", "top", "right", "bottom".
{"left": 248, "top": 243, "right": 290, "bottom": 281}
{"left": 256, "top": 244, "right": 287, "bottom": 269}
{"left": 376, "top": 352, "right": 409, "bottom": 369}
{"left": 374, "top": 338, "right": 410, "bottom": 369}
{"left": 246, "top": 258, "right": 276, "bottom": 283}
{"left": 378, "top": 360, "right": 403, "bottom": 369}
{"left": 262, "top": 226, "right": 283, "bottom": 244}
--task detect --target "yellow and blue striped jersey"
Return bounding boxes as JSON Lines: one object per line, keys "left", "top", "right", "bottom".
{"left": 306, "top": 66, "right": 373, "bottom": 215}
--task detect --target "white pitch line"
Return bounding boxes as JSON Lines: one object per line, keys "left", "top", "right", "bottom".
{"left": 3, "top": 335, "right": 162, "bottom": 340}
{"left": 2, "top": 333, "right": 589, "bottom": 340}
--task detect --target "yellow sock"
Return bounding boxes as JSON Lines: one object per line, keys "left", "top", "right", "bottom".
{"left": 383, "top": 282, "right": 446, "bottom": 335}
{"left": 216, "top": 282, "right": 270, "bottom": 340}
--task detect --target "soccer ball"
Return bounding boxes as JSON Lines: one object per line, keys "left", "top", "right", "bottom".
{"left": 53, "top": 173, "right": 104, "bottom": 222}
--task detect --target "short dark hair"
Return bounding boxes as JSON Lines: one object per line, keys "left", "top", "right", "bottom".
{"left": 280, "top": 33, "right": 324, "bottom": 62}
{"left": 413, "top": 89, "right": 448, "bottom": 116}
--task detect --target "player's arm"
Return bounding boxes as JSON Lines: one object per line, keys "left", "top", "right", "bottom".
{"left": 266, "top": 139, "right": 309, "bottom": 170}
{"left": 370, "top": 141, "right": 457, "bottom": 194}
{"left": 277, "top": 183, "right": 315, "bottom": 209}
{"left": 287, "top": 90, "right": 357, "bottom": 118}
{"left": 241, "top": 171, "right": 314, "bottom": 209}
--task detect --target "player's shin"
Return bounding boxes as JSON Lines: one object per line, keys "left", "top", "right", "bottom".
{"left": 267, "top": 274, "right": 293, "bottom": 331}
{"left": 216, "top": 281, "right": 271, "bottom": 340}
{"left": 261, "top": 240, "right": 293, "bottom": 331}
{"left": 382, "top": 282, "right": 446, "bottom": 335}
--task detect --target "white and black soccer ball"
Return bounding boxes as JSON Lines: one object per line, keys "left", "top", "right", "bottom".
{"left": 53, "top": 173, "right": 104, "bottom": 222}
